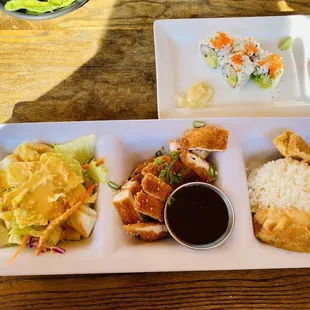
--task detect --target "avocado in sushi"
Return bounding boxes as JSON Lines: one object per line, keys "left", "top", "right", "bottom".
{"left": 221, "top": 52, "right": 254, "bottom": 89}
{"left": 206, "top": 50, "right": 218, "bottom": 68}
{"left": 200, "top": 32, "right": 235, "bottom": 69}
{"left": 251, "top": 51, "right": 284, "bottom": 89}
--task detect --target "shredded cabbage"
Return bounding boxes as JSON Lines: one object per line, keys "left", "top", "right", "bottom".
{"left": 54, "top": 134, "right": 95, "bottom": 165}
{"left": 88, "top": 160, "right": 108, "bottom": 183}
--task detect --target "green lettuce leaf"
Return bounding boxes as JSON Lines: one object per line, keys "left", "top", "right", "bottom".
{"left": 54, "top": 134, "right": 95, "bottom": 165}
{"left": 88, "top": 160, "right": 108, "bottom": 184}
{"left": 5, "top": 0, "right": 76, "bottom": 13}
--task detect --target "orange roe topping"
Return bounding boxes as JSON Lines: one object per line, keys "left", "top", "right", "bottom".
{"left": 246, "top": 43, "right": 257, "bottom": 55}
{"left": 258, "top": 54, "right": 283, "bottom": 78}
{"left": 231, "top": 53, "right": 243, "bottom": 65}
{"left": 211, "top": 32, "right": 234, "bottom": 50}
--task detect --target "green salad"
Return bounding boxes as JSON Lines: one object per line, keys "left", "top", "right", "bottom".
{"left": 5, "top": 0, "right": 77, "bottom": 14}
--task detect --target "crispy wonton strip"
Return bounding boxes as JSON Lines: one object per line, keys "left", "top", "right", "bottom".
{"left": 4, "top": 235, "right": 31, "bottom": 267}
{"left": 36, "top": 183, "right": 97, "bottom": 255}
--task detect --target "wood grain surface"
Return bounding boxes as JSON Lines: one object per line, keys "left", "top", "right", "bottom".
{"left": 1, "top": 1, "right": 310, "bottom": 309}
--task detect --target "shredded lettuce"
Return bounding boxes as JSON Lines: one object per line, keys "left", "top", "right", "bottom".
{"left": 54, "top": 134, "right": 95, "bottom": 165}
{"left": 40, "top": 152, "right": 83, "bottom": 179}
{"left": 88, "top": 160, "right": 108, "bottom": 183}
{"left": 5, "top": 0, "right": 76, "bottom": 14}
{"left": 8, "top": 217, "right": 43, "bottom": 245}
{"left": 0, "top": 221, "right": 8, "bottom": 247}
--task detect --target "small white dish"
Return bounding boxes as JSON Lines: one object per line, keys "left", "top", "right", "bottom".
{"left": 154, "top": 15, "right": 310, "bottom": 119}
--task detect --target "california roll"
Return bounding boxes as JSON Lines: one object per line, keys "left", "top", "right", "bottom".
{"left": 221, "top": 52, "right": 254, "bottom": 88}
{"left": 200, "top": 32, "right": 235, "bottom": 69}
{"left": 234, "top": 37, "right": 261, "bottom": 59}
{"left": 251, "top": 51, "right": 284, "bottom": 89}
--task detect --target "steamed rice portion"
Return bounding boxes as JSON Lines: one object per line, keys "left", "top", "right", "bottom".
{"left": 248, "top": 158, "right": 310, "bottom": 213}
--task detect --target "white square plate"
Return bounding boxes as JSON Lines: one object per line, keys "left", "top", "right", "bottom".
{"left": 1, "top": 118, "right": 310, "bottom": 276}
{"left": 154, "top": 15, "right": 310, "bottom": 119}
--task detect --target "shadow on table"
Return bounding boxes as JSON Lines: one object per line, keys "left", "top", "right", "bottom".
{"left": 6, "top": 4, "right": 158, "bottom": 123}
{"left": 6, "top": 0, "right": 302, "bottom": 123}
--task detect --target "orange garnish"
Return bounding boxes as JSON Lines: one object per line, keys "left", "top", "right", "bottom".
{"left": 246, "top": 43, "right": 257, "bottom": 55}
{"left": 258, "top": 54, "right": 283, "bottom": 78}
{"left": 231, "top": 53, "right": 243, "bottom": 65}
{"left": 211, "top": 32, "right": 234, "bottom": 50}
{"left": 4, "top": 235, "right": 31, "bottom": 267}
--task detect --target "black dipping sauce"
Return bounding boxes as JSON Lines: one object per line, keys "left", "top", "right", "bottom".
{"left": 166, "top": 185, "right": 229, "bottom": 245}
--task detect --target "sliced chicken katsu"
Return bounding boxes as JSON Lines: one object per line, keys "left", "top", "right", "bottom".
{"left": 121, "top": 180, "right": 142, "bottom": 196}
{"left": 130, "top": 158, "right": 155, "bottom": 182}
{"left": 141, "top": 155, "right": 171, "bottom": 176}
{"left": 181, "top": 125, "right": 229, "bottom": 152}
{"left": 141, "top": 173, "right": 173, "bottom": 202}
{"left": 180, "top": 150, "right": 215, "bottom": 182}
{"left": 123, "top": 222, "right": 169, "bottom": 241}
{"left": 113, "top": 189, "right": 142, "bottom": 224}
{"left": 169, "top": 140, "right": 181, "bottom": 153}
{"left": 169, "top": 140, "right": 208, "bottom": 159}
{"left": 134, "top": 192, "right": 164, "bottom": 222}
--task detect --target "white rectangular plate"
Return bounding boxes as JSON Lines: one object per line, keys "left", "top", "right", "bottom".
{"left": 154, "top": 15, "right": 310, "bottom": 119}
{"left": 1, "top": 118, "right": 310, "bottom": 276}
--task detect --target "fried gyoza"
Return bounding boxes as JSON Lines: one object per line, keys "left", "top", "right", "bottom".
{"left": 254, "top": 207, "right": 310, "bottom": 253}
{"left": 273, "top": 130, "right": 310, "bottom": 162}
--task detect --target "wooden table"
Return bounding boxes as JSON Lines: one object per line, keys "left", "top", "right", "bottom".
{"left": 0, "top": 0, "right": 310, "bottom": 309}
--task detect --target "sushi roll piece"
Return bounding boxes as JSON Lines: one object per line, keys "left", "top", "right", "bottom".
{"left": 200, "top": 32, "right": 235, "bottom": 69}
{"left": 234, "top": 37, "right": 261, "bottom": 59}
{"left": 221, "top": 51, "right": 254, "bottom": 88}
{"left": 251, "top": 51, "right": 284, "bottom": 89}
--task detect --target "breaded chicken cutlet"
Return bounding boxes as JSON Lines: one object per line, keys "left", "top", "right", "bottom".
{"left": 142, "top": 173, "right": 173, "bottom": 202}
{"left": 113, "top": 189, "right": 142, "bottom": 224}
{"left": 113, "top": 124, "right": 229, "bottom": 243}
{"left": 134, "top": 192, "right": 164, "bottom": 222}
{"left": 123, "top": 222, "right": 169, "bottom": 241}
{"left": 179, "top": 150, "right": 216, "bottom": 183}
{"left": 181, "top": 125, "right": 229, "bottom": 152}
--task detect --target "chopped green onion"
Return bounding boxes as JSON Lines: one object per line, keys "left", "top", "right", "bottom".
{"left": 193, "top": 120, "right": 206, "bottom": 128}
{"left": 279, "top": 36, "right": 293, "bottom": 51}
{"left": 107, "top": 181, "right": 120, "bottom": 190}
{"left": 155, "top": 150, "right": 163, "bottom": 157}
{"left": 167, "top": 196, "right": 175, "bottom": 207}
{"left": 153, "top": 157, "right": 163, "bottom": 166}
{"left": 169, "top": 151, "right": 179, "bottom": 160}
{"left": 208, "top": 163, "right": 217, "bottom": 179}
{"left": 159, "top": 170, "right": 167, "bottom": 180}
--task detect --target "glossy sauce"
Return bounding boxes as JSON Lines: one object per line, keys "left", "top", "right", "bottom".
{"left": 166, "top": 185, "right": 229, "bottom": 245}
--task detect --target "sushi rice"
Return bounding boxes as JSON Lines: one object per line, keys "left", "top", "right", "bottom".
{"left": 221, "top": 52, "right": 254, "bottom": 88}
{"left": 200, "top": 32, "right": 235, "bottom": 68}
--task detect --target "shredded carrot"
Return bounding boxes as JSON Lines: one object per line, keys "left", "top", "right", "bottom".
{"left": 96, "top": 158, "right": 104, "bottom": 166}
{"left": 4, "top": 235, "right": 30, "bottom": 267}
{"left": 84, "top": 177, "right": 91, "bottom": 190}
{"left": 82, "top": 157, "right": 104, "bottom": 170}
{"left": 36, "top": 183, "right": 98, "bottom": 255}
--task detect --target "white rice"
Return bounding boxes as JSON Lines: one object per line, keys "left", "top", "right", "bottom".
{"left": 248, "top": 158, "right": 310, "bottom": 212}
